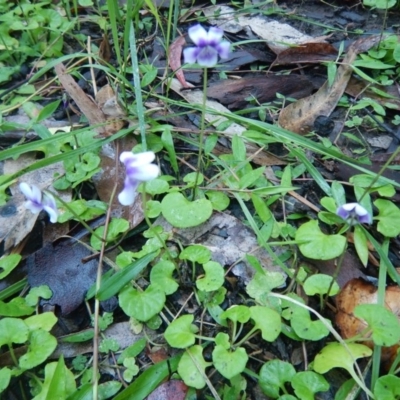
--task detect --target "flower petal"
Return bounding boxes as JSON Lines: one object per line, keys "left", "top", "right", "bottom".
{"left": 121, "top": 151, "right": 156, "bottom": 167}
{"left": 25, "top": 200, "right": 43, "bottom": 214}
{"left": 20, "top": 182, "right": 42, "bottom": 204}
{"left": 188, "top": 24, "right": 208, "bottom": 46}
{"left": 207, "top": 27, "right": 223, "bottom": 44}
{"left": 43, "top": 206, "right": 58, "bottom": 223}
{"left": 42, "top": 193, "right": 58, "bottom": 223}
{"left": 358, "top": 213, "right": 372, "bottom": 224}
{"left": 118, "top": 177, "right": 139, "bottom": 206}
{"left": 197, "top": 47, "right": 219, "bottom": 68}
{"left": 120, "top": 151, "right": 136, "bottom": 165}
{"left": 183, "top": 47, "right": 200, "bottom": 64}
{"left": 341, "top": 203, "right": 358, "bottom": 211}
{"left": 128, "top": 163, "right": 160, "bottom": 182}
{"left": 216, "top": 41, "right": 231, "bottom": 59}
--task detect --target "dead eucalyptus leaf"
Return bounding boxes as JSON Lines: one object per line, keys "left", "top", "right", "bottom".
{"left": 278, "top": 35, "right": 382, "bottom": 134}
{"left": 55, "top": 64, "right": 125, "bottom": 137}
{"left": 55, "top": 63, "right": 108, "bottom": 135}
{"left": 169, "top": 35, "right": 192, "bottom": 88}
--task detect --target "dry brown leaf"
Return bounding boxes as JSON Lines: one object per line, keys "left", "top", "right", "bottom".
{"left": 55, "top": 63, "right": 107, "bottom": 135}
{"left": 168, "top": 35, "right": 192, "bottom": 88}
{"left": 278, "top": 35, "right": 382, "bottom": 134}
{"left": 336, "top": 278, "right": 400, "bottom": 369}
{"left": 272, "top": 42, "right": 337, "bottom": 66}
{"left": 92, "top": 137, "right": 146, "bottom": 228}
{"left": 55, "top": 64, "right": 125, "bottom": 137}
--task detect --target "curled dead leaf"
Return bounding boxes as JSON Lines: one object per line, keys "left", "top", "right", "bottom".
{"left": 278, "top": 35, "right": 382, "bottom": 134}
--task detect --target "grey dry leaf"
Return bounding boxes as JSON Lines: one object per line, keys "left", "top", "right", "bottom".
{"left": 204, "top": 5, "right": 322, "bottom": 53}
{"left": 278, "top": 35, "right": 382, "bottom": 135}
{"left": 154, "top": 212, "right": 287, "bottom": 284}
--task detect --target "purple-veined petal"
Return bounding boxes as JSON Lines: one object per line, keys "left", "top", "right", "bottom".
{"left": 188, "top": 24, "right": 208, "bottom": 46}
{"left": 25, "top": 200, "right": 43, "bottom": 215}
{"left": 183, "top": 47, "right": 200, "bottom": 64}
{"left": 127, "top": 163, "right": 160, "bottom": 182}
{"left": 197, "top": 47, "right": 219, "bottom": 68}
{"left": 216, "top": 41, "right": 231, "bottom": 59}
{"left": 120, "top": 151, "right": 136, "bottom": 165}
{"left": 20, "top": 182, "right": 42, "bottom": 204}
{"left": 118, "top": 177, "right": 139, "bottom": 206}
{"left": 207, "top": 27, "right": 224, "bottom": 45}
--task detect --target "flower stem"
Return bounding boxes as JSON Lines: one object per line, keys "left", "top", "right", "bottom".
{"left": 193, "top": 67, "right": 208, "bottom": 199}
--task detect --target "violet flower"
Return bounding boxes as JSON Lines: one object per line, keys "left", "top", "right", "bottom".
{"left": 19, "top": 182, "right": 58, "bottom": 223}
{"left": 118, "top": 151, "right": 160, "bottom": 206}
{"left": 183, "top": 24, "right": 230, "bottom": 68}
{"left": 336, "top": 202, "right": 371, "bottom": 225}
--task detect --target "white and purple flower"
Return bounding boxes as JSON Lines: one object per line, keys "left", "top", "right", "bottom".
{"left": 336, "top": 202, "right": 372, "bottom": 225}
{"left": 19, "top": 182, "right": 58, "bottom": 223}
{"left": 183, "top": 24, "right": 230, "bottom": 68}
{"left": 118, "top": 151, "right": 160, "bottom": 206}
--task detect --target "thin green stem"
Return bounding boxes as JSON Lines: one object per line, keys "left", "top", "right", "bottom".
{"left": 193, "top": 68, "right": 208, "bottom": 198}
{"left": 92, "top": 143, "right": 119, "bottom": 400}
{"left": 371, "top": 239, "right": 389, "bottom": 390}
{"left": 322, "top": 232, "right": 348, "bottom": 310}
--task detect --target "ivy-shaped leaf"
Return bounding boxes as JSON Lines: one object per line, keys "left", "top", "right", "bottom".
{"left": 314, "top": 343, "right": 372, "bottom": 380}
{"left": 19, "top": 329, "right": 57, "bottom": 370}
{"left": 164, "top": 315, "right": 197, "bottom": 348}
{"left": 179, "top": 245, "right": 211, "bottom": 264}
{"left": 374, "top": 375, "right": 400, "bottom": 399}
{"left": 250, "top": 306, "right": 281, "bottom": 342}
{"left": 0, "top": 318, "right": 29, "bottom": 346}
{"left": 196, "top": 261, "right": 224, "bottom": 292}
{"left": 292, "top": 371, "right": 329, "bottom": 400}
{"left": 212, "top": 345, "right": 248, "bottom": 379}
{"left": 178, "top": 345, "right": 212, "bottom": 389}
{"left": 24, "top": 312, "right": 58, "bottom": 332}
{"left": 291, "top": 307, "right": 330, "bottom": 341}
{"left": 354, "top": 304, "right": 400, "bottom": 346}
{"left": 150, "top": 261, "right": 178, "bottom": 295}
{"left": 221, "top": 305, "right": 250, "bottom": 323}
{"left": 161, "top": 193, "right": 213, "bottom": 228}
{"left": 259, "top": 359, "right": 296, "bottom": 398}
{"left": 303, "top": 274, "right": 339, "bottom": 297}
{"left": 295, "top": 220, "right": 346, "bottom": 260}
{"left": 119, "top": 284, "right": 166, "bottom": 322}
{"left": 374, "top": 199, "right": 400, "bottom": 237}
